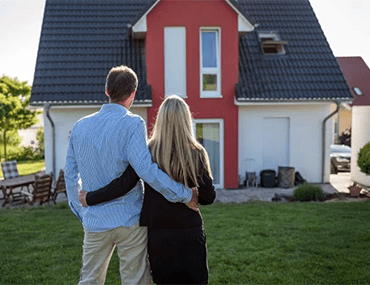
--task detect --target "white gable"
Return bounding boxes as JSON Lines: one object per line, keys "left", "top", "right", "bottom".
{"left": 132, "top": 0, "right": 254, "bottom": 36}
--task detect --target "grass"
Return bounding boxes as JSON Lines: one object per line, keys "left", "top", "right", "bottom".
{"left": 0, "top": 160, "right": 45, "bottom": 178}
{"left": 0, "top": 202, "right": 370, "bottom": 284}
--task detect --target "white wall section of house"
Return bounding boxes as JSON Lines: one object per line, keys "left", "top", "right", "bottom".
{"left": 262, "top": 117, "right": 290, "bottom": 170}
{"left": 351, "top": 106, "right": 370, "bottom": 187}
{"left": 238, "top": 103, "right": 334, "bottom": 184}
{"left": 164, "top": 27, "right": 186, "bottom": 97}
{"left": 43, "top": 106, "right": 148, "bottom": 177}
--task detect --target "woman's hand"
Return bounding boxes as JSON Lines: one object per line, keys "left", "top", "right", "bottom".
{"left": 186, "top": 187, "right": 199, "bottom": 212}
{"left": 79, "top": 190, "right": 88, "bottom": 207}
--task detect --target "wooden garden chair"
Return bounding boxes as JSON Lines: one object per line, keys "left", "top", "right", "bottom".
{"left": 21, "top": 174, "right": 54, "bottom": 205}
{"left": 1, "top": 160, "right": 28, "bottom": 202}
{"left": 53, "top": 169, "right": 66, "bottom": 201}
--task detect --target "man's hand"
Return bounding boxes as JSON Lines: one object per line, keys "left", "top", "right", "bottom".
{"left": 186, "top": 187, "right": 199, "bottom": 212}
{"left": 79, "top": 190, "right": 88, "bottom": 207}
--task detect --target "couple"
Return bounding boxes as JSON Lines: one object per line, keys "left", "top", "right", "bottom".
{"left": 65, "top": 65, "right": 215, "bottom": 285}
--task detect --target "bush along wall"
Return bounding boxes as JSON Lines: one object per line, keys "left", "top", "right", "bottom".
{"left": 357, "top": 142, "right": 370, "bottom": 175}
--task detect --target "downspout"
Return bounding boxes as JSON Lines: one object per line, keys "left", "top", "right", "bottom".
{"left": 322, "top": 101, "right": 341, "bottom": 183}
{"left": 45, "top": 104, "right": 56, "bottom": 180}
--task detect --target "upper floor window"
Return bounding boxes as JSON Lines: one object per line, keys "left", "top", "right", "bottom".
{"left": 258, "top": 31, "right": 287, "bottom": 55}
{"left": 200, "top": 28, "right": 221, "bottom": 98}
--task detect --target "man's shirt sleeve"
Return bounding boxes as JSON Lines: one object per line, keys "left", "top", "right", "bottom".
{"left": 64, "top": 131, "right": 83, "bottom": 221}
{"left": 127, "top": 119, "right": 192, "bottom": 203}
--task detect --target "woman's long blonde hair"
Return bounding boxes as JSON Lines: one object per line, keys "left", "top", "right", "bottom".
{"left": 149, "top": 95, "right": 213, "bottom": 188}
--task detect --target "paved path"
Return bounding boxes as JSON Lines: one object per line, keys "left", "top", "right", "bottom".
{"left": 215, "top": 173, "right": 352, "bottom": 203}
{"left": 0, "top": 173, "right": 356, "bottom": 207}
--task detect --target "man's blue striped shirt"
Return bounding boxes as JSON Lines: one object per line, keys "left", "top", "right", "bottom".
{"left": 65, "top": 103, "right": 192, "bottom": 232}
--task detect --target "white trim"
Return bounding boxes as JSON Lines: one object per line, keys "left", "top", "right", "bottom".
{"left": 132, "top": 0, "right": 161, "bottom": 34}
{"left": 200, "top": 28, "right": 222, "bottom": 98}
{"left": 225, "top": 0, "right": 254, "bottom": 32}
{"left": 234, "top": 98, "right": 353, "bottom": 106}
{"left": 193, "top": 119, "right": 224, "bottom": 189}
{"left": 41, "top": 103, "right": 152, "bottom": 109}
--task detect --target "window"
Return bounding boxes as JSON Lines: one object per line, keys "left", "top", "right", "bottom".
{"left": 194, "top": 119, "right": 224, "bottom": 188}
{"left": 258, "top": 31, "right": 287, "bottom": 55}
{"left": 165, "top": 27, "right": 186, "bottom": 97}
{"left": 200, "top": 28, "right": 221, "bottom": 97}
{"left": 353, "top": 87, "right": 363, "bottom": 96}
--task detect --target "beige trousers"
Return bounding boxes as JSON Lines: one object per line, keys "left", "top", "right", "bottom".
{"left": 78, "top": 224, "right": 151, "bottom": 285}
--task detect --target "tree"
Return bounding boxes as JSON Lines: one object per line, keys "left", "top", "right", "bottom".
{"left": 0, "top": 76, "right": 40, "bottom": 161}
{"left": 36, "top": 127, "right": 45, "bottom": 159}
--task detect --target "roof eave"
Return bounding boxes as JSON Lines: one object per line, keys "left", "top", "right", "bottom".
{"left": 235, "top": 97, "right": 353, "bottom": 106}
{"left": 30, "top": 100, "right": 152, "bottom": 108}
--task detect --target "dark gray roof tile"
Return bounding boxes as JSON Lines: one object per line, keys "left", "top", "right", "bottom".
{"left": 31, "top": 0, "right": 154, "bottom": 105}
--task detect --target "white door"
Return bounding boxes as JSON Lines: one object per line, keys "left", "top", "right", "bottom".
{"left": 262, "top": 117, "right": 290, "bottom": 171}
{"left": 194, "top": 119, "right": 224, "bottom": 188}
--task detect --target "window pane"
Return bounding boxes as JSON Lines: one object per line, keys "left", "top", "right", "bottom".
{"left": 202, "top": 32, "right": 217, "bottom": 68}
{"left": 196, "top": 123, "right": 220, "bottom": 185}
{"left": 203, "top": 74, "right": 217, "bottom": 91}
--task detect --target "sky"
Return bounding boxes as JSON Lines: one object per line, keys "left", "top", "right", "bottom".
{"left": 0, "top": 0, "right": 369, "bottom": 85}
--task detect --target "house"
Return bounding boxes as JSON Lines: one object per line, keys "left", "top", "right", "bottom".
{"left": 30, "top": 0, "right": 352, "bottom": 188}
{"left": 333, "top": 57, "right": 370, "bottom": 143}
{"left": 336, "top": 57, "right": 370, "bottom": 187}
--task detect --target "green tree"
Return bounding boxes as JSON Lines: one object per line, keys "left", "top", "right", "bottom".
{"left": 36, "top": 127, "right": 44, "bottom": 159}
{"left": 0, "top": 76, "right": 39, "bottom": 161}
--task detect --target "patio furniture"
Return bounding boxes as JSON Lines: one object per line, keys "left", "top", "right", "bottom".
{"left": 1, "top": 160, "right": 20, "bottom": 179}
{"left": 53, "top": 169, "right": 66, "bottom": 201}
{"left": 246, "top": 172, "right": 257, "bottom": 187}
{"left": 1, "top": 174, "right": 37, "bottom": 206}
{"left": 21, "top": 174, "right": 54, "bottom": 205}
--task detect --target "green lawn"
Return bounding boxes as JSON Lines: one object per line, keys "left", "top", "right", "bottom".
{"left": 0, "top": 160, "right": 45, "bottom": 178}
{"left": 0, "top": 202, "right": 369, "bottom": 284}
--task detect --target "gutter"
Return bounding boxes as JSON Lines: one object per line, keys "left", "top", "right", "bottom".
{"left": 322, "top": 101, "right": 341, "bottom": 183}
{"left": 45, "top": 104, "right": 56, "bottom": 181}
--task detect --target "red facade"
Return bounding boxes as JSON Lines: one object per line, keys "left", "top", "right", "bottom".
{"left": 145, "top": 0, "right": 239, "bottom": 188}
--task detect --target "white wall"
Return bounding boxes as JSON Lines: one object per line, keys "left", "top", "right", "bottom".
{"left": 351, "top": 106, "right": 370, "bottom": 187}
{"left": 43, "top": 105, "right": 148, "bottom": 178}
{"left": 238, "top": 103, "right": 334, "bottom": 184}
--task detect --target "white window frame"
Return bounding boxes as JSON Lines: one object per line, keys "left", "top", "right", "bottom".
{"left": 193, "top": 119, "right": 224, "bottom": 189}
{"left": 200, "top": 28, "right": 222, "bottom": 98}
{"left": 164, "top": 26, "right": 187, "bottom": 98}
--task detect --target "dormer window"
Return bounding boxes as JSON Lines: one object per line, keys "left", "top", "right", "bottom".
{"left": 258, "top": 32, "right": 287, "bottom": 55}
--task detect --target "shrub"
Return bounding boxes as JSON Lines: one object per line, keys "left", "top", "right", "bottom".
{"left": 7, "top": 146, "right": 43, "bottom": 162}
{"left": 293, "top": 183, "right": 325, "bottom": 202}
{"left": 357, "top": 142, "right": 370, "bottom": 175}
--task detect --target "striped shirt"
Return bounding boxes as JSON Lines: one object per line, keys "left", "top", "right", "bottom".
{"left": 65, "top": 103, "right": 192, "bottom": 232}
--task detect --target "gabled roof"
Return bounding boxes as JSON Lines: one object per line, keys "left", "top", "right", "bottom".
{"left": 236, "top": 0, "right": 352, "bottom": 102}
{"left": 337, "top": 57, "right": 370, "bottom": 106}
{"left": 31, "top": 0, "right": 155, "bottom": 106}
{"left": 31, "top": 0, "right": 352, "bottom": 106}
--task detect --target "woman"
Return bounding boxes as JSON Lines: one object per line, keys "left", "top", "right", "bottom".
{"left": 79, "top": 95, "right": 215, "bottom": 284}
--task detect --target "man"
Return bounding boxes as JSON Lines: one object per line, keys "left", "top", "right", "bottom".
{"left": 65, "top": 66, "right": 195, "bottom": 284}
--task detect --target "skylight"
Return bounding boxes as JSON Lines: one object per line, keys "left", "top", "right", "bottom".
{"left": 353, "top": 87, "right": 363, "bottom": 96}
